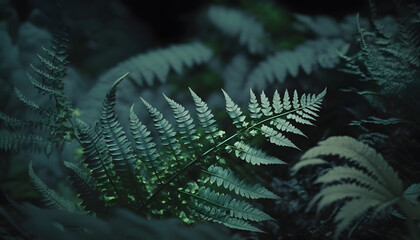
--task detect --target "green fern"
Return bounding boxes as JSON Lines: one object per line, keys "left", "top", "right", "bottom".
{"left": 99, "top": 42, "right": 213, "bottom": 86}
{"left": 0, "top": 23, "right": 74, "bottom": 154}
{"left": 246, "top": 39, "right": 349, "bottom": 89}
{"left": 339, "top": 11, "right": 420, "bottom": 95}
{"left": 28, "top": 161, "right": 77, "bottom": 212}
{"left": 67, "top": 73, "right": 326, "bottom": 232}
{"left": 292, "top": 136, "right": 420, "bottom": 239}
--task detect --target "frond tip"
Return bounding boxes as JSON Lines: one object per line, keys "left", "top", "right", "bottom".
{"left": 295, "top": 136, "right": 404, "bottom": 240}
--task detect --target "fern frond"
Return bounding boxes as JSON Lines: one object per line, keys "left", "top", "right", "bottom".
{"left": 25, "top": 71, "right": 63, "bottom": 96}
{"left": 203, "top": 165, "right": 280, "bottom": 199}
{"left": 340, "top": 13, "right": 420, "bottom": 95}
{"left": 223, "top": 55, "right": 250, "bottom": 101}
{"left": 246, "top": 39, "right": 348, "bottom": 89}
{"left": 207, "top": 6, "right": 266, "bottom": 54}
{"left": 140, "top": 97, "right": 184, "bottom": 167}
{"left": 260, "top": 125, "right": 299, "bottom": 150}
{"left": 301, "top": 136, "right": 403, "bottom": 196}
{"left": 231, "top": 141, "right": 287, "bottom": 165}
{"left": 296, "top": 136, "right": 405, "bottom": 239}
{"left": 100, "top": 73, "right": 146, "bottom": 204}
{"left": 248, "top": 89, "right": 262, "bottom": 119}
{"left": 295, "top": 14, "right": 356, "bottom": 39}
{"left": 164, "top": 94, "right": 201, "bottom": 155}
{"left": 129, "top": 105, "right": 164, "bottom": 180}
{"left": 192, "top": 202, "right": 264, "bottom": 233}
{"left": 72, "top": 80, "right": 325, "bottom": 232}
{"left": 0, "top": 111, "right": 55, "bottom": 130}
{"left": 191, "top": 187, "right": 273, "bottom": 222}
{"left": 75, "top": 119, "right": 120, "bottom": 203}
{"left": 189, "top": 88, "right": 222, "bottom": 143}
{"left": 14, "top": 87, "right": 57, "bottom": 118}
{"left": 222, "top": 89, "right": 248, "bottom": 128}
{"left": 99, "top": 42, "right": 212, "bottom": 86}
{"left": 0, "top": 132, "right": 52, "bottom": 154}
{"left": 63, "top": 161, "right": 105, "bottom": 212}
{"left": 290, "top": 158, "right": 329, "bottom": 175}
{"left": 28, "top": 161, "right": 76, "bottom": 212}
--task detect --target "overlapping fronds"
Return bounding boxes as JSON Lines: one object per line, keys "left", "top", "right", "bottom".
{"left": 99, "top": 42, "right": 212, "bottom": 86}
{"left": 71, "top": 73, "right": 326, "bottom": 232}
{"left": 63, "top": 161, "right": 105, "bottom": 212}
{"left": 246, "top": 39, "right": 349, "bottom": 89}
{"left": 340, "top": 12, "right": 420, "bottom": 95}
{"left": 292, "top": 136, "right": 407, "bottom": 239}
{"left": 0, "top": 23, "right": 73, "bottom": 153}
{"left": 207, "top": 5, "right": 266, "bottom": 54}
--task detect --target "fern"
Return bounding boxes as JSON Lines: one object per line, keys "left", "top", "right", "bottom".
{"left": 68, "top": 73, "right": 326, "bottom": 232}
{"left": 246, "top": 39, "right": 349, "bottom": 89}
{"left": 63, "top": 161, "right": 105, "bottom": 213}
{"left": 0, "top": 132, "right": 52, "bottom": 154}
{"left": 292, "top": 136, "right": 420, "bottom": 239}
{"left": 339, "top": 11, "right": 420, "bottom": 95}
{"left": 203, "top": 165, "right": 280, "bottom": 199}
{"left": 0, "top": 22, "right": 74, "bottom": 154}
{"left": 28, "top": 161, "right": 77, "bottom": 212}
{"left": 207, "top": 5, "right": 266, "bottom": 54}
{"left": 98, "top": 42, "right": 212, "bottom": 86}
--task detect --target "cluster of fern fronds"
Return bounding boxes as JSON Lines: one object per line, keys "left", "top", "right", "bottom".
{"left": 1, "top": 1, "right": 420, "bottom": 240}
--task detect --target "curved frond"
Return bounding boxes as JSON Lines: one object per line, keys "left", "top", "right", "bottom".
{"left": 301, "top": 136, "right": 403, "bottom": 195}
{"left": 100, "top": 73, "right": 145, "bottom": 204}
{"left": 296, "top": 136, "right": 405, "bottom": 239}
{"left": 99, "top": 42, "right": 212, "bottom": 86}
{"left": 246, "top": 39, "right": 349, "bottom": 89}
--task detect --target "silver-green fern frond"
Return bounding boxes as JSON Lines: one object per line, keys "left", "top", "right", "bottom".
{"left": 246, "top": 39, "right": 349, "bottom": 89}
{"left": 0, "top": 22, "right": 73, "bottom": 154}
{"left": 291, "top": 136, "right": 419, "bottom": 240}
{"left": 99, "top": 42, "right": 212, "bottom": 86}
{"left": 28, "top": 161, "right": 77, "bottom": 212}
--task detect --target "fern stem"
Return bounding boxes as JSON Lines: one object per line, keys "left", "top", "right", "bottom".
{"left": 139, "top": 106, "right": 306, "bottom": 212}
{"left": 178, "top": 190, "right": 228, "bottom": 210}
